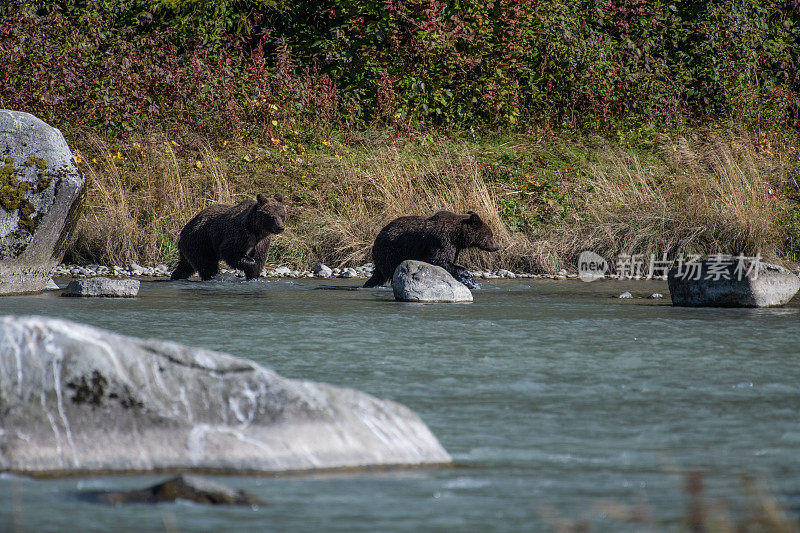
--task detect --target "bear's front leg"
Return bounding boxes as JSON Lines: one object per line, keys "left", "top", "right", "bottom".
{"left": 451, "top": 265, "right": 480, "bottom": 289}
{"left": 428, "top": 248, "right": 481, "bottom": 289}
{"left": 238, "top": 239, "right": 270, "bottom": 280}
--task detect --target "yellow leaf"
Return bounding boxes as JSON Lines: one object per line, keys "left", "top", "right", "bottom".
{"left": 194, "top": 161, "right": 203, "bottom": 169}
{"left": 243, "top": 155, "right": 253, "bottom": 162}
{"left": 271, "top": 120, "right": 278, "bottom": 127}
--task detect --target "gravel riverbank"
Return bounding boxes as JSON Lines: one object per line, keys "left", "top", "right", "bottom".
{"left": 53, "top": 263, "right": 583, "bottom": 281}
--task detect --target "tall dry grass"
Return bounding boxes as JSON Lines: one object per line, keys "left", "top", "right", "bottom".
{"left": 66, "top": 130, "right": 797, "bottom": 272}
{"left": 69, "top": 134, "right": 238, "bottom": 266}
{"left": 300, "top": 144, "right": 536, "bottom": 270}
{"left": 542, "top": 132, "right": 793, "bottom": 269}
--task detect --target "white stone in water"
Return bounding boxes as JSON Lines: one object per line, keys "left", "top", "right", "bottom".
{"left": 649, "top": 293, "right": 664, "bottom": 299}
{"left": 0, "top": 316, "right": 451, "bottom": 475}
{"left": 618, "top": 291, "right": 633, "bottom": 299}
{"left": 62, "top": 277, "right": 139, "bottom": 297}
{"left": 392, "top": 260, "right": 473, "bottom": 303}
{"left": 668, "top": 260, "right": 799, "bottom": 307}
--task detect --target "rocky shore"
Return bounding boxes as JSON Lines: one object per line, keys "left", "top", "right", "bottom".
{"left": 53, "top": 263, "right": 581, "bottom": 280}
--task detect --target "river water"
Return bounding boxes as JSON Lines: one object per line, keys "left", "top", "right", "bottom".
{"left": 1, "top": 278, "right": 799, "bottom": 531}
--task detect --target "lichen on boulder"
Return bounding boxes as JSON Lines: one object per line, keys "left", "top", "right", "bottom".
{"left": 0, "top": 110, "right": 84, "bottom": 295}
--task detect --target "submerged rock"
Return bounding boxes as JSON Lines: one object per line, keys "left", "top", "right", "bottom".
{"left": 668, "top": 259, "right": 799, "bottom": 307}
{"left": 89, "top": 475, "right": 263, "bottom": 506}
{"left": 0, "top": 110, "right": 85, "bottom": 295}
{"left": 62, "top": 277, "right": 140, "bottom": 297}
{"left": 0, "top": 316, "right": 450, "bottom": 475}
{"left": 393, "top": 260, "right": 472, "bottom": 303}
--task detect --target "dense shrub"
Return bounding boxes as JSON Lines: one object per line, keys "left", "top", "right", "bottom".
{"left": 1, "top": 0, "right": 798, "bottom": 135}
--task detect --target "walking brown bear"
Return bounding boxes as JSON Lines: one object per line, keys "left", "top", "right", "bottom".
{"left": 171, "top": 194, "right": 286, "bottom": 281}
{"left": 363, "top": 210, "right": 500, "bottom": 289}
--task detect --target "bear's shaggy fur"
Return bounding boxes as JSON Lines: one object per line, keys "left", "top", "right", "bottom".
{"left": 363, "top": 210, "right": 500, "bottom": 289}
{"left": 171, "top": 194, "right": 286, "bottom": 281}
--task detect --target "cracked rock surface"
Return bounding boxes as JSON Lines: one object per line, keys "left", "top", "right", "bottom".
{"left": 0, "top": 315, "right": 450, "bottom": 475}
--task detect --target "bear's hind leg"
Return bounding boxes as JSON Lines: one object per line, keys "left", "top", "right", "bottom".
{"left": 195, "top": 258, "right": 220, "bottom": 281}
{"left": 363, "top": 271, "right": 389, "bottom": 288}
{"left": 170, "top": 253, "right": 196, "bottom": 280}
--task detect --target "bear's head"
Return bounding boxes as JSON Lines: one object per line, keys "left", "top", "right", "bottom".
{"left": 249, "top": 193, "right": 286, "bottom": 235}
{"left": 461, "top": 211, "right": 500, "bottom": 252}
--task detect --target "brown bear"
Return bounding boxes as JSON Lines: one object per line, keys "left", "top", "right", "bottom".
{"left": 363, "top": 210, "right": 500, "bottom": 289}
{"left": 170, "top": 193, "right": 286, "bottom": 281}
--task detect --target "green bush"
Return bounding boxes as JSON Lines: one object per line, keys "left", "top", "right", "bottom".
{"left": 1, "top": 0, "right": 797, "bottom": 135}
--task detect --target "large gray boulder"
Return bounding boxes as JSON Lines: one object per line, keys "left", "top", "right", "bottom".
{"left": 393, "top": 260, "right": 473, "bottom": 302}
{"left": 0, "top": 111, "right": 84, "bottom": 295}
{"left": 62, "top": 277, "right": 140, "bottom": 298}
{"left": 668, "top": 258, "right": 799, "bottom": 307}
{"left": 0, "top": 316, "right": 450, "bottom": 475}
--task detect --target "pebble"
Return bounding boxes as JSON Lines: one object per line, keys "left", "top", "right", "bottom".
{"left": 339, "top": 268, "right": 358, "bottom": 278}
{"left": 496, "top": 269, "right": 515, "bottom": 279}
{"left": 618, "top": 292, "right": 633, "bottom": 299}
{"left": 312, "top": 263, "right": 333, "bottom": 278}
{"left": 649, "top": 293, "right": 664, "bottom": 299}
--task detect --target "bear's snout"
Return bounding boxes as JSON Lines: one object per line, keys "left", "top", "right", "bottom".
{"left": 482, "top": 240, "right": 500, "bottom": 252}
{"left": 273, "top": 222, "right": 285, "bottom": 233}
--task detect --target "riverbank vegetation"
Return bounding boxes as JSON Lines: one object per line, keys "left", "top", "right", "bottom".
{"left": 2, "top": 0, "right": 799, "bottom": 270}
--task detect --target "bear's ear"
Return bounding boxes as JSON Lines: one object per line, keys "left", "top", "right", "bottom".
{"left": 273, "top": 193, "right": 284, "bottom": 203}
{"left": 465, "top": 211, "right": 481, "bottom": 224}
{"left": 256, "top": 193, "right": 268, "bottom": 205}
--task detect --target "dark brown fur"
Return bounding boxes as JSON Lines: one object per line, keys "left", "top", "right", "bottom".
{"left": 171, "top": 194, "right": 286, "bottom": 281}
{"left": 363, "top": 210, "right": 500, "bottom": 289}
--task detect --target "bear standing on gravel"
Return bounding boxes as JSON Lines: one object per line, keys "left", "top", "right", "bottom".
{"left": 171, "top": 194, "right": 286, "bottom": 281}
{"left": 363, "top": 210, "right": 500, "bottom": 289}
